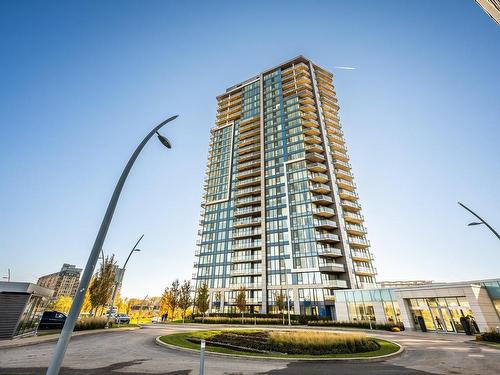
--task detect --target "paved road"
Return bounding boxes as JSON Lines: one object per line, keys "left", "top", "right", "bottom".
{"left": 0, "top": 324, "right": 498, "bottom": 374}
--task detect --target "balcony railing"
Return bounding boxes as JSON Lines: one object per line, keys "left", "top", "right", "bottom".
{"left": 351, "top": 250, "right": 372, "bottom": 261}
{"left": 341, "top": 200, "right": 361, "bottom": 211}
{"left": 304, "top": 134, "right": 322, "bottom": 144}
{"left": 230, "top": 268, "right": 262, "bottom": 276}
{"left": 236, "top": 186, "right": 261, "bottom": 197}
{"left": 346, "top": 224, "right": 367, "bottom": 235}
{"left": 322, "top": 279, "right": 348, "bottom": 288}
{"left": 314, "top": 218, "right": 337, "bottom": 229}
{"left": 313, "top": 206, "right": 336, "bottom": 217}
{"left": 236, "top": 196, "right": 261, "bottom": 207}
{"left": 307, "top": 162, "right": 327, "bottom": 172}
{"left": 310, "top": 183, "right": 331, "bottom": 194}
{"left": 236, "top": 168, "right": 260, "bottom": 180}
{"left": 311, "top": 194, "right": 333, "bottom": 205}
{"left": 344, "top": 211, "right": 364, "bottom": 223}
{"left": 232, "top": 240, "right": 262, "bottom": 251}
{"left": 234, "top": 217, "right": 261, "bottom": 227}
{"left": 316, "top": 232, "right": 340, "bottom": 242}
{"left": 234, "top": 206, "right": 261, "bottom": 217}
{"left": 239, "top": 151, "right": 261, "bottom": 162}
{"left": 319, "top": 263, "right": 345, "bottom": 273}
{"left": 334, "top": 160, "right": 351, "bottom": 170}
{"left": 231, "top": 254, "right": 262, "bottom": 263}
{"left": 317, "top": 246, "right": 342, "bottom": 257}
{"left": 236, "top": 176, "right": 261, "bottom": 188}
{"left": 348, "top": 236, "right": 370, "bottom": 248}
{"left": 354, "top": 265, "right": 376, "bottom": 275}
{"left": 233, "top": 227, "right": 262, "bottom": 238}
{"left": 309, "top": 172, "right": 329, "bottom": 183}
{"left": 229, "top": 283, "right": 261, "bottom": 289}
{"left": 339, "top": 189, "right": 358, "bottom": 200}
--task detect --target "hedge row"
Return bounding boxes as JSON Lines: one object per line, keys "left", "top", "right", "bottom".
{"left": 193, "top": 316, "right": 300, "bottom": 325}
{"left": 480, "top": 330, "right": 500, "bottom": 343}
{"left": 74, "top": 317, "right": 108, "bottom": 331}
{"left": 307, "top": 320, "right": 405, "bottom": 331}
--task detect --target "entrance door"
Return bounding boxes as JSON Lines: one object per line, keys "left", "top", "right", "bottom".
{"left": 430, "top": 307, "right": 445, "bottom": 331}
{"left": 439, "top": 308, "right": 455, "bottom": 332}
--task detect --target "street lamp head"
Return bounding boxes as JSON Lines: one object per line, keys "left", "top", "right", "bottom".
{"left": 156, "top": 131, "right": 172, "bottom": 149}
{"left": 468, "top": 222, "right": 483, "bottom": 226}
{"left": 134, "top": 248, "right": 141, "bottom": 252}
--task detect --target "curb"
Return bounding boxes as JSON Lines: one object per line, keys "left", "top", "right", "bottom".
{"left": 155, "top": 335, "right": 405, "bottom": 362}
{"left": 0, "top": 327, "right": 141, "bottom": 349}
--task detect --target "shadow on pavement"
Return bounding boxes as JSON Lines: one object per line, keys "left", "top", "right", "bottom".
{"left": 0, "top": 359, "right": 191, "bottom": 375}
{"left": 226, "top": 361, "right": 435, "bottom": 375}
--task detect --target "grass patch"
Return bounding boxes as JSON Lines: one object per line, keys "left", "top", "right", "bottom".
{"left": 159, "top": 329, "right": 399, "bottom": 359}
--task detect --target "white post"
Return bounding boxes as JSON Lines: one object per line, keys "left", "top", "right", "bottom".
{"left": 287, "top": 289, "right": 291, "bottom": 326}
{"left": 199, "top": 339, "right": 205, "bottom": 375}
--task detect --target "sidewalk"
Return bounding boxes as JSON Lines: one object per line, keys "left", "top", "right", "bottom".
{"left": 0, "top": 326, "right": 140, "bottom": 349}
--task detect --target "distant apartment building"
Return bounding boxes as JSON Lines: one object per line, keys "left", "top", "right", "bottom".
{"left": 193, "top": 56, "right": 376, "bottom": 318}
{"left": 37, "top": 263, "right": 82, "bottom": 300}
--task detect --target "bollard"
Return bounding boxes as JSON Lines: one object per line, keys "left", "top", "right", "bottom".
{"left": 199, "top": 339, "right": 205, "bottom": 375}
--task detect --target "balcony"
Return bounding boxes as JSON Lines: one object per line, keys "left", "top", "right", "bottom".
{"left": 304, "top": 134, "right": 322, "bottom": 144}
{"left": 336, "top": 169, "right": 353, "bottom": 180}
{"left": 230, "top": 268, "right": 262, "bottom": 276}
{"left": 233, "top": 227, "right": 262, "bottom": 239}
{"left": 305, "top": 144, "right": 323, "bottom": 154}
{"left": 310, "top": 183, "right": 330, "bottom": 194}
{"left": 311, "top": 194, "right": 333, "bottom": 205}
{"left": 239, "top": 127, "right": 260, "bottom": 140}
{"left": 306, "top": 152, "right": 325, "bottom": 162}
{"left": 234, "top": 217, "right": 261, "bottom": 228}
{"left": 231, "top": 254, "right": 262, "bottom": 263}
{"left": 316, "top": 232, "right": 340, "bottom": 242}
{"left": 354, "top": 265, "right": 376, "bottom": 275}
{"left": 333, "top": 150, "right": 349, "bottom": 162}
{"left": 236, "top": 186, "right": 261, "bottom": 198}
{"left": 339, "top": 188, "right": 358, "bottom": 201}
{"left": 314, "top": 218, "right": 337, "bottom": 229}
{"left": 344, "top": 211, "right": 364, "bottom": 224}
{"left": 234, "top": 206, "right": 261, "bottom": 217}
{"left": 307, "top": 162, "right": 327, "bottom": 173}
{"left": 238, "top": 159, "right": 260, "bottom": 171}
{"left": 235, "top": 196, "right": 261, "bottom": 207}
{"left": 329, "top": 134, "right": 345, "bottom": 144}
{"left": 239, "top": 119, "right": 260, "bottom": 133}
{"left": 239, "top": 135, "right": 260, "bottom": 148}
{"left": 319, "top": 263, "right": 345, "bottom": 273}
{"left": 238, "top": 143, "right": 260, "bottom": 155}
{"left": 236, "top": 168, "right": 260, "bottom": 180}
{"left": 346, "top": 224, "right": 367, "bottom": 236}
{"left": 302, "top": 118, "right": 320, "bottom": 128}
{"left": 239, "top": 114, "right": 260, "bottom": 127}
{"left": 313, "top": 206, "right": 336, "bottom": 218}
{"left": 301, "top": 111, "right": 317, "bottom": 121}
{"left": 351, "top": 250, "right": 372, "bottom": 262}
{"left": 323, "top": 279, "right": 348, "bottom": 288}
{"left": 348, "top": 236, "right": 370, "bottom": 248}
{"left": 232, "top": 240, "right": 262, "bottom": 251}
{"left": 337, "top": 178, "right": 356, "bottom": 191}
{"left": 228, "top": 297, "right": 262, "bottom": 304}
{"left": 309, "top": 172, "right": 329, "bottom": 183}
{"left": 299, "top": 96, "right": 315, "bottom": 106}
{"left": 236, "top": 176, "right": 261, "bottom": 189}
{"left": 334, "top": 159, "right": 351, "bottom": 171}
{"left": 330, "top": 142, "right": 347, "bottom": 153}
{"left": 341, "top": 200, "right": 361, "bottom": 212}
{"left": 317, "top": 246, "right": 342, "bottom": 257}
{"left": 239, "top": 151, "right": 260, "bottom": 163}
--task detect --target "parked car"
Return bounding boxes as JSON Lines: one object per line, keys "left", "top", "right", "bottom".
{"left": 114, "top": 313, "right": 130, "bottom": 324}
{"left": 38, "top": 311, "right": 67, "bottom": 330}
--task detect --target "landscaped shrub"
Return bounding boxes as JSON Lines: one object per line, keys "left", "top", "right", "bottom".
{"left": 74, "top": 317, "right": 107, "bottom": 331}
{"left": 268, "top": 331, "right": 379, "bottom": 354}
{"left": 307, "top": 320, "right": 404, "bottom": 331}
{"left": 193, "top": 316, "right": 300, "bottom": 325}
{"left": 480, "top": 330, "right": 500, "bottom": 343}
{"left": 190, "top": 330, "right": 379, "bottom": 355}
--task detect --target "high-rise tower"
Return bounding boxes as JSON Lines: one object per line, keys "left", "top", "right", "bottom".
{"left": 193, "top": 56, "right": 376, "bottom": 318}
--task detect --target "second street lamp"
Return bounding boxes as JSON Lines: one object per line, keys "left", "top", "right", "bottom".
{"left": 105, "top": 234, "right": 144, "bottom": 329}
{"left": 458, "top": 202, "right": 500, "bottom": 241}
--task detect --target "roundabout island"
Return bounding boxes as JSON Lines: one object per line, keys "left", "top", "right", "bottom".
{"left": 157, "top": 329, "right": 402, "bottom": 360}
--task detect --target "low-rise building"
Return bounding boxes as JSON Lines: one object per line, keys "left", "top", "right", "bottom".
{"left": 334, "top": 278, "right": 500, "bottom": 334}
{"left": 379, "top": 280, "right": 433, "bottom": 288}
{"left": 0, "top": 282, "right": 53, "bottom": 339}
{"left": 37, "top": 263, "right": 82, "bottom": 300}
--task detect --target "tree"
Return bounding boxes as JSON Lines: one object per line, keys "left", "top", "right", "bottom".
{"left": 178, "top": 280, "right": 192, "bottom": 323}
{"left": 168, "top": 279, "right": 180, "bottom": 320}
{"left": 275, "top": 290, "right": 286, "bottom": 325}
{"left": 235, "top": 287, "right": 246, "bottom": 323}
{"left": 89, "top": 255, "right": 117, "bottom": 316}
{"left": 195, "top": 283, "right": 210, "bottom": 322}
{"left": 50, "top": 296, "right": 73, "bottom": 314}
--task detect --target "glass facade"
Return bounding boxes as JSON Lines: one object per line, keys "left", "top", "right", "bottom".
{"left": 194, "top": 57, "right": 377, "bottom": 316}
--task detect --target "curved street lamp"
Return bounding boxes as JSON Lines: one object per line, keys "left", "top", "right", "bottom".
{"left": 458, "top": 202, "right": 500, "bottom": 241}
{"left": 46, "top": 115, "right": 178, "bottom": 375}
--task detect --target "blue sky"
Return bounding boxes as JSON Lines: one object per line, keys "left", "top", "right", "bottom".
{"left": 1, "top": 0, "right": 499, "bottom": 297}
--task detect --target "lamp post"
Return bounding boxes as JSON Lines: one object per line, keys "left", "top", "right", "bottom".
{"left": 458, "top": 202, "right": 500, "bottom": 241}
{"left": 105, "top": 234, "right": 144, "bottom": 328}
{"left": 2, "top": 269, "right": 10, "bottom": 282}
{"left": 46, "top": 115, "right": 178, "bottom": 375}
